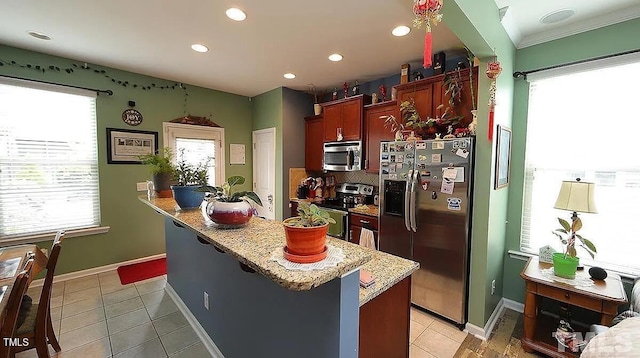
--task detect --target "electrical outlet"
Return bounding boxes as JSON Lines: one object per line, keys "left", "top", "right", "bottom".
{"left": 491, "top": 280, "right": 496, "bottom": 295}
{"left": 136, "top": 182, "right": 148, "bottom": 191}
{"left": 204, "top": 291, "right": 209, "bottom": 310}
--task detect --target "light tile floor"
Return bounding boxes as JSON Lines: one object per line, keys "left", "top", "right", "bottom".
{"left": 20, "top": 270, "right": 465, "bottom": 358}
{"left": 409, "top": 307, "right": 467, "bottom": 358}
{"left": 18, "top": 271, "right": 213, "bottom": 358}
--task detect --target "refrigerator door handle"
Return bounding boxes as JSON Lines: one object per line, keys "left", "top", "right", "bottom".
{"left": 410, "top": 170, "right": 418, "bottom": 232}
{"left": 404, "top": 169, "right": 413, "bottom": 231}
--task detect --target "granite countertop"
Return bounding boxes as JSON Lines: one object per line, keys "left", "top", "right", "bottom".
{"left": 349, "top": 205, "right": 379, "bottom": 217}
{"left": 140, "top": 196, "right": 372, "bottom": 292}
{"left": 359, "top": 249, "right": 419, "bottom": 306}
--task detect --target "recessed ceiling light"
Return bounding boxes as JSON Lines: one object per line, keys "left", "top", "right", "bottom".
{"left": 540, "top": 9, "right": 575, "bottom": 24}
{"left": 392, "top": 26, "right": 411, "bottom": 37}
{"left": 226, "top": 8, "right": 247, "bottom": 21}
{"left": 283, "top": 73, "right": 296, "bottom": 79}
{"left": 328, "top": 54, "right": 343, "bottom": 62}
{"left": 191, "top": 44, "right": 209, "bottom": 53}
{"left": 28, "top": 31, "right": 51, "bottom": 40}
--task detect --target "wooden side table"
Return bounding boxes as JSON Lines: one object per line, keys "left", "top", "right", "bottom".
{"left": 520, "top": 257, "right": 627, "bottom": 358}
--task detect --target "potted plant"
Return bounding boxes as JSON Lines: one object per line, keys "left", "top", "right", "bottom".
{"left": 170, "top": 149, "right": 211, "bottom": 209}
{"left": 381, "top": 99, "right": 461, "bottom": 140}
{"left": 551, "top": 217, "right": 597, "bottom": 278}
{"left": 139, "top": 148, "right": 174, "bottom": 198}
{"left": 201, "top": 176, "right": 262, "bottom": 228}
{"left": 282, "top": 203, "right": 336, "bottom": 262}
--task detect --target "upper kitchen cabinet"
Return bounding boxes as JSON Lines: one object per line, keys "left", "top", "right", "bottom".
{"left": 396, "top": 80, "right": 434, "bottom": 120}
{"left": 432, "top": 67, "right": 479, "bottom": 129}
{"left": 305, "top": 115, "right": 324, "bottom": 171}
{"left": 364, "top": 101, "right": 397, "bottom": 173}
{"left": 322, "top": 95, "right": 370, "bottom": 142}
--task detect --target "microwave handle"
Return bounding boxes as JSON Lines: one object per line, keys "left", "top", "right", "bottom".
{"left": 347, "top": 149, "right": 354, "bottom": 170}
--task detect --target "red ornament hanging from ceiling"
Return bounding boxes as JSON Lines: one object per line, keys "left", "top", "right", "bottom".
{"left": 413, "top": 0, "right": 443, "bottom": 68}
{"left": 486, "top": 59, "right": 502, "bottom": 141}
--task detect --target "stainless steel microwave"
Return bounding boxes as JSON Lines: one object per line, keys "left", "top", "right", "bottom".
{"left": 323, "top": 141, "right": 362, "bottom": 171}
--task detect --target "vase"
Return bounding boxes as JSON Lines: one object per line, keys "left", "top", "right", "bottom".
{"left": 552, "top": 253, "right": 579, "bottom": 279}
{"left": 171, "top": 185, "right": 205, "bottom": 209}
{"left": 282, "top": 218, "right": 328, "bottom": 257}
{"left": 314, "top": 104, "right": 322, "bottom": 115}
{"left": 152, "top": 173, "right": 173, "bottom": 198}
{"left": 205, "top": 200, "right": 253, "bottom": 228}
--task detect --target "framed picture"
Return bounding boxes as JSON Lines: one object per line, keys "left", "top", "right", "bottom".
{"left": 106, "top": 128, "right": 158, "bottom": 164}
{"left": 494, "top": 125, "right": 512, "bottom": 189}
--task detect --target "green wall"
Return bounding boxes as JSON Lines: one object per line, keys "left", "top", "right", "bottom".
{"left": 443, "top": 0, "right": 516, "bottom": 327}
{"left": 0, "top": 44, "right": 253, "bottom": 275}
{"left": 503, "top": 18, "right": 640, "bottom": 303}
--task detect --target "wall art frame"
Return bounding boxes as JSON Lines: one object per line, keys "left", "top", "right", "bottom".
{"left": 106, "top": 127, "right": 158, "bottom": 164}
{"left": 494, "top": 124, "right": 512, "bottom": 189}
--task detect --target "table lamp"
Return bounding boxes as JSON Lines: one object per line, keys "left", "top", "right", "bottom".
{"left": 554, "top": 178, "right": 598, "bottom": 222}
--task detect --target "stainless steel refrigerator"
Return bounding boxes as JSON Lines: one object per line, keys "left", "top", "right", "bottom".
{"left": 378, "top": 138, "right": 475, "bottom": 325}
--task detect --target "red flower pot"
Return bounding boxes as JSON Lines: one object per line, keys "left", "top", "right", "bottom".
{"left": 282, "top": 218, "right": 328, "bottom": 256}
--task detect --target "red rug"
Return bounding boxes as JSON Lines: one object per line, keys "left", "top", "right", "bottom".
{"left": 117, "top": 258, "right": 167, "bottom": 285}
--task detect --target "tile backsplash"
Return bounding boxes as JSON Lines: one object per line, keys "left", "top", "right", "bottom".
{"left": 331, "top": 171, "right": 379, "bottom": 190}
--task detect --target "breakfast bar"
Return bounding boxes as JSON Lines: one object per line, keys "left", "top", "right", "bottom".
{"left": 140, "top": 196, "right": 418, "bottom": 358}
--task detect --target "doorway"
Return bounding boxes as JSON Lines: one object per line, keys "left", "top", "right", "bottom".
{"left": 252, "top": 128, "right": 276, "bottom": 220}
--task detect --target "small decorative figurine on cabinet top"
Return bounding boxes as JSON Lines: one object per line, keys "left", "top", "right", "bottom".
{"left": 332, "top": 87, "right": 338, "bottom": 100}
{"left": 372, "top": 93, "right": 378, "bottom": 104}
{"left": 343, "top": 82, "right": 349, "bottom": 99}
{"left": 379, "top": 85, "right": 387, "bottom": 101}
{"left": 352, "top": 80, "right": 360, "bottom": 96}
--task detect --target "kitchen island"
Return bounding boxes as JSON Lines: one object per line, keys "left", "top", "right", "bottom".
{"left": 140, "top": 197, "right": 418, "bottom": 358}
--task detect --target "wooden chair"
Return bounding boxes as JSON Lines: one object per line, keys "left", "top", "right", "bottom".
{"left": 0, "top": 254, "right": 36, "bottom": 358}
{"left": 12, "top": 230, "right": 65, "bottom": 358}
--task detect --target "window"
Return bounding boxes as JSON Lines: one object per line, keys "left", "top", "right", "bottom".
{"left": 163, "top": 122, "right": 225, "bottom": 186}
{"left": 521, "top": 54, "right": 640, "bottom": 275}
{"left": 0, "top": 78, "right": 100, "bottom": 239}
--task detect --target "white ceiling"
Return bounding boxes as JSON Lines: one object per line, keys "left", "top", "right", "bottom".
{"left": 1, "top": 1, "right": 638, "bottom": 98}
{"left": 495, "top": 0, "right": 640, "bottom": 49}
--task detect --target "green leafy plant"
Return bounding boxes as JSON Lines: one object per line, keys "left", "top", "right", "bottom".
{"left": 286, "top": 202, "right": 336, "bottom": 227}
{"left": 443, "top": 69, "right": 463, "bottom": 108}
{"left": 200, "top": 176, "right": 262, "bottom": 206}
{"left": 138, "top": 148, "right": 174, "bottom": 175}
{"left": 173, "top": 149, "right": 210, "bottom": 186}
{"left": 552, "top": 217, "right": 597, "bottom": 259}
{"left": 381, "top": 99, "right": 461, "bottom": 134}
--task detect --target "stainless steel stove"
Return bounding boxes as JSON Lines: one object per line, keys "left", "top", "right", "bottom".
{"left": 315, "top": 183, "right": 374, "bottom": 242}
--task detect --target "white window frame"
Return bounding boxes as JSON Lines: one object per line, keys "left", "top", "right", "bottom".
{"left": 519, "top": 52, "right": 640, "bottom": 276}
{"left": 162, "top": 122, "right": 225, "bottom": 186}
{"left": 0, "top": 77, "right": 107, "bottom": 244}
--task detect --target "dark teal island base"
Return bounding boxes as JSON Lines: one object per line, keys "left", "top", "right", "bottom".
{"left": 165, "top": 218, "right": 360, "bottom": 358}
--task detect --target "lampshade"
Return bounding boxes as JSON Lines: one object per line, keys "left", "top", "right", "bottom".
{"left": 554, "top": 180, "right": 598, "bottom": 214}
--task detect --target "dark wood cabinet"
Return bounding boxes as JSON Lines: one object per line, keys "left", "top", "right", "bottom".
{"left": 432, "top": 67, "right": 479, "bottom": 129}
{"left": 304, "top": 115, "right": 324, "bottom": 171}
{"left": 364, "top": 101, "right": 397, "bottom": 173}
{"left": 349, "top": 213, "right": 378, "bottom": 247}
{"left": 322, "top": 95, "right": 368, "bottom": 142}
{"left": 394, "top": 67, "right": 479, "bottom": 135}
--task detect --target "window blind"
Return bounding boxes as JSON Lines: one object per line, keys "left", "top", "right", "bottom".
{"left": 521, "top": 59, "right": 640, "bottom": 276}
{"left": 0, "top": 78, "right": 100, "bottom": 239}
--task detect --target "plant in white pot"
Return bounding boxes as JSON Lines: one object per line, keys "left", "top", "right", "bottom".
{"left": 170, "top": 150, "right": 210, "bottom": 209}
{"left": 282, "top": 203, "right": 336, "bottom": 263}
{"left": 200, "top": 176, "right": 262, "bottom": 228}
{"left": 139, "top": 148, "right": 174, "bottom": 198}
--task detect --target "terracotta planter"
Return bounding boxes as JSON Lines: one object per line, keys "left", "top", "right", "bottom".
{"left": 205, "top": 200, "right": 253, "bottom": 228}
{"left": 153, "top": 172, "right": 173, "bottom": 198}
{"left": 282, "top": 218, "right": 328, "bottom": 256}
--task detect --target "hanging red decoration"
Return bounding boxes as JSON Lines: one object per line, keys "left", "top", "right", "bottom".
{"left": 486, "top": 60, "right": 502, "bottom": 141}
{"left": 413, "top": 0, "right": 443, "bottom": 68}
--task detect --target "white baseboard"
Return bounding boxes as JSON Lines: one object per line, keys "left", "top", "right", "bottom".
{"left": 165, "top": 283, "right": 225, "bottom": 358}
{"left": 464, "top": 298, "right": 506, "bottom": 341}
{"left": 503, "top": 298, "right": 524, "bottom": 313}
{"left": 29, "top": 253, "right": 167, "bottom": 288}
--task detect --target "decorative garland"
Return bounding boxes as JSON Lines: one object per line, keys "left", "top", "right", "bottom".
{"left": 0, "top": 58, "right": 190, "bottom": 114}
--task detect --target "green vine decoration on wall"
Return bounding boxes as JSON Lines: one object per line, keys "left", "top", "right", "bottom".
{"left": 0, "top": 58, "right": 191, "bottom": 114}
